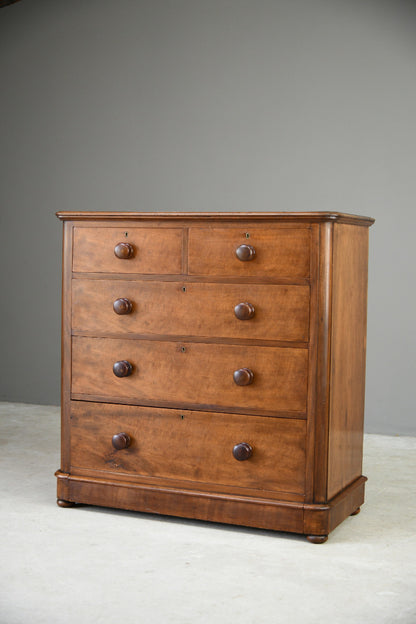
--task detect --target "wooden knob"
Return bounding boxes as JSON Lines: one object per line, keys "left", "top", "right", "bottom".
{"left": 112, "top": 432, "right": 131, "bottom": 450}
{"left": 233, "top": 442, "right": 253, "bottom": 461}
{"left": 234, "top": 302, "right": 255, "bottom": 320}
{"left": 113, "top": 298, "right": 133, "bottom": 315}
{"left": 114, "top": 242, "right": 134, "bottom": 259}
{"left": 113, "top": 360, "right": 133, "bottom": 377}
{"left": 233, "top": 368, "right": 254, "bottom": 386}
{"left": 235, "top": 244, "right": 256, "bottom": 261}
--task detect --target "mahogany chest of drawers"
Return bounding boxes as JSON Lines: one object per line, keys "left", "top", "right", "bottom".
{"left": 55, "top": 211, "right": 374, "bottom": 543}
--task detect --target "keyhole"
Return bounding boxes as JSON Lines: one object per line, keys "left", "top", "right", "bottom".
{"left": 245, "top": 232, "right": 250, "bottom": 239}
{"left": 181, "top": 346, "right": 186, "bottom": 353}
{"left": 124, "top": 232, "right": 128, "bottom": 237}
{"left": 182, "top": 286, "right": 186, "bottom": 293}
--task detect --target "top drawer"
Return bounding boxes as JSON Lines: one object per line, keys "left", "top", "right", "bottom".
{"left": 188, "top": 227, "right": 311, "bottom": 278}
{"left": 73, "top": 227, "right": 183, "bottom": 274}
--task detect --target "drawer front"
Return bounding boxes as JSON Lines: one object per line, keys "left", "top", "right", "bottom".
{"left": 73, "top": 227, "right": 183, "bottom": 274}
{"left": 72, "top": 279, "right": 310, "bottom": 342}
{"left": 188, "top": 227, "right": 311, "bottom": 278}
{"left": 69, "top": 401, "right": 306, "bottom": 495}
{"left": 72, "top": 337, "right": 308, "bottom": 414}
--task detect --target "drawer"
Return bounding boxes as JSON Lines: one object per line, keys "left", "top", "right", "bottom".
{"left": 72, "top": 337, "right": 308, "bottom": 414}
{"left": 188, "top": 227, "right": 310, "bottom": 278}
{"left": 73, "top": 227, "right": 183, "bottom": 274}
{"left": 69, "top": 401, "right": 306, "bottom": 495}
{"left": 72, "top": 279, "right": 310, "bottom": 342}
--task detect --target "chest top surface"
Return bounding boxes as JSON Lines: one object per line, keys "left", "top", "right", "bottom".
{"left": 57, "top": 211, "right": 375, "bottom": 226}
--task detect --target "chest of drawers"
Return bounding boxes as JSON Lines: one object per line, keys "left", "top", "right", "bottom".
{"left": 55, "top": 211, "right": 374, "bottom": 543}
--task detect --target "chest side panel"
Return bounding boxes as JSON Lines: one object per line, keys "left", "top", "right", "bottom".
{"left": 327, "top": 223, "right": 369, "bottom": 499}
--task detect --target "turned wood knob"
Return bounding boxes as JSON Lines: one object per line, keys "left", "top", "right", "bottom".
{"left": 113, "top": 360, "right": 133, "bottom": 377}
{"left": 114, "top": 242, "right": 134, "bottom": 259}
{"left": 235, "top": 244, "right": 256, "bottom": 261}
{"left": 233, "top": 442, "right": 253, "bottom": 461}
{"left": 113, "top": 298, "right": 133, "bottom": 315}
{"left": 233, "top": 368, "right": 254, "bottom": 386}
{"left": 234, "top": 302, "right": 255, "bottom": 320}
{"left": 112, "top": 432, "right": 131, "bottom": 450}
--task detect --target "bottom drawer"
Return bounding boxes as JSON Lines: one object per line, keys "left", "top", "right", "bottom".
{"left": 69, "top": 401, "right": 306, "bottom": 496}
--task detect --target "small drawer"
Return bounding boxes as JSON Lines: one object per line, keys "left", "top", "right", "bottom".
{"left": 71, "top": 336, "right": 308, "bottom": 414}
{"left": 69, "top": 401, "right": 306, "bottom": 495}
{"left": 72, "top": 227, "right": 183, "bottom": 274}
{"left": 72, "top": 279, "right": 310, "bottom": 342}
{"left": 188, "top": 227, "right": 311, "bottom": 278}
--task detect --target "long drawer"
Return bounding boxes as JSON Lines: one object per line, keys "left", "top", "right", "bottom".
{"left": 69, "top": 401, "right": 306, "bottom": 495}
{"left": 73, "top": 227, "right": 183, "bottom": 274}
{"left": 72, "top": 279, "right": 310, "bottom": 342}
{"left": 71, "top": 336, "right": 308, "bottom": 414}
{"left": 188, "top": 227, "right": 311, "bottom": 278}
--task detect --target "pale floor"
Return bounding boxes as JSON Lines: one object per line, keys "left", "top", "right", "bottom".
{"left": 0, "top": 402, "right": 415, "bottom": 624}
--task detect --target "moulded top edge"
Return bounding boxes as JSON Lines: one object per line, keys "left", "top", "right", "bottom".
{"left": 56, "top": 211, "right": 375, "bottom": 226}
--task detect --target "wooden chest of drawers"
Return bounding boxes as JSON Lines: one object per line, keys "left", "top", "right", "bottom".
{"left": 56, "top": 211, "right": 374, "bottom": 543}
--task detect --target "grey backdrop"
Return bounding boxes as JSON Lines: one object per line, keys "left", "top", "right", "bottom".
{"left": 1, "top": 0, "right": 415, "bottom": 435}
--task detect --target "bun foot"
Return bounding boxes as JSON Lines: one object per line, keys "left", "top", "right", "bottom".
{"left": 57, "top": 499, "right": 75, "bottom": 508}
{"left": 306, "top": 535, "right": 328, "bottom": 544}
{"left": 350, "top": 507, "right": 361, "bottom": 516}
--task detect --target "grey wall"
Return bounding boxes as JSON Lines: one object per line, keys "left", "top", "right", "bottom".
{"left": 1, "top": 0, "right": 415, "bottom": 434}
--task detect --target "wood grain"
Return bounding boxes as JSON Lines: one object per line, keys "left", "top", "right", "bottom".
{"left": 188, "top": 227, "right": 311, "bottom": 278}
{"left": 57, "top": 211, "right": 375, "bottom": 226}
{"left": 327, "top": 224, "right": 370, "bottom": 499}
{"left": 312, "top": 222, "right": 333, "bottom": 503}
{"left": 69, "top": 401, "right": 306, "bottom": 495}
{"left": 56, "top": 471, "right": 305, "bottom": 534}
{"left": 71, "top": 336, "right": 308, "bottom": 413}
{"left": 72, "top": 279, "right": 310, "bottom": 342}
{"left": 60, "top": 221, "right": 73, "bottom": 473}
{"left": 57, "top": 211, "right": 374, "bottom": 540}
{"left": 73, "top": 227, "right": 183, "bottom": 274}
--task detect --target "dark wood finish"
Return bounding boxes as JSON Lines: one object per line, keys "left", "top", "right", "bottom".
{"left": 234, "top": 302, "right": 255, "bottom": 321}
{"left": 112, "top": 432, "right": 131, "bottom": 450}
{"left": 114, "top": 242, "right": 134, "bottom": 259}
{"left": 113, "top": 297, "right": 133, "bottom": 315}
{"left": 303, "top": 476, "right": 366, "bottom": 536}
{"left": 232, "top": 442, "right": 253, "bottom": 461}
{"left": 72, "top": 279, "right": 309, "bottom": 342}
{"left": 57, "top": 499, "right": 75, "bottom": 508}
{"left": 304, "top": 224, "right": 320, "bottom": 503}
{"left": 327, "top": 224, "right": 369, "bottom": 500}
{"left": 312, "top": 222, "right": 333, "bottom": 503}
{"left": 56, "top": 471, "right": 305, "bottom": 533}
{"left": 57, "top": 211, "right": 373, "bottom": 541}
{"left": 188, "top": 227, "right": 311, "bottom": 278}
{"left": 73, "top": 227, "right": 183, "bottom": 274}
{"left": 72, "top": 337, "right": 308, "bottom": 414}
{"left": 54, "top": 469, "right": 365, "bottom": 537}
{"left": 235, "top": 244, "right": 256, "bottom": 261}
{"left": 306, "top": 535, "right": 328, "bottom": 544}
{"left": 69, "top": 402, "right": 306, "bottom": 494}
{"left": 57, "top": 211, "right": 375, "bottom": 226}
{"left": 112, "top": 360, "right": 133, "bottom": 378}
{"left": 233, "top": 368, "right": 254, "bottom": 386}
{"left": 60, "top": 221, "right": 73, "bottom": 474}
